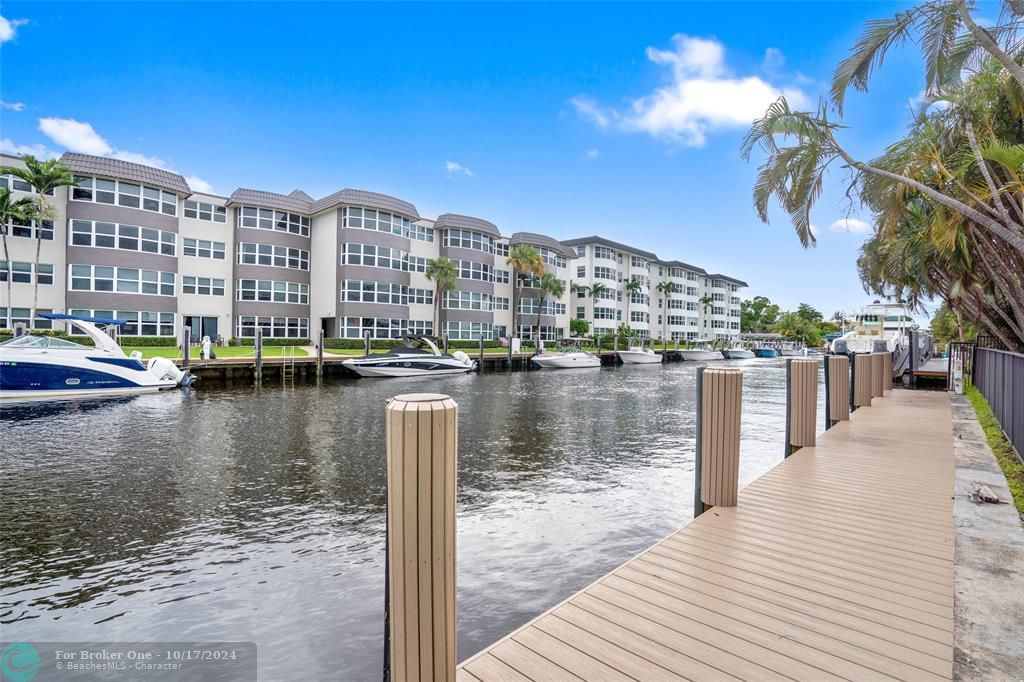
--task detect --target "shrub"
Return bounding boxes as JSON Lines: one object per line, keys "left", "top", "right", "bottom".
{"left": 236, "top": 338, "right": 311, "bottom": 347}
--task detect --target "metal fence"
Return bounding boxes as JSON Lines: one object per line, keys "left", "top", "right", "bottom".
{"left": 973, "top": 346, "right": 1023, "bottom": 463}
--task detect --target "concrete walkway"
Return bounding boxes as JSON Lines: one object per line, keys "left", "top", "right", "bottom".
{"left": 950, "top": 394, "right": 1024, "bottom": 679}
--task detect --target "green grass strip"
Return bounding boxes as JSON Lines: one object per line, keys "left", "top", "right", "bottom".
{"left": 966, "top": 385, "right": 1024, "bottom": 516}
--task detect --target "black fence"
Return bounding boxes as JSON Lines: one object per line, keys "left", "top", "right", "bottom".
{"left": 973, "top": 345, "right": 1023, "bottom": 464}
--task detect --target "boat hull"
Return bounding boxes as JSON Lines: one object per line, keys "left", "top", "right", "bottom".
{"left": 532, "top": 353, "right": 601, "bottom": 369}
{"left": 342, "top": 358, "right": 475, "bottom": 377}
{"left": 679, "top": 350, "right": 722, "bottom": 361}
{"left": 0, "top": 356, "right": 177, "bottom": 400}
{"left": 754, "top": 348, "right": 779, "bottom": 358}
{"left": 779, "top": 349, "right": 801, "bottom": 356}
{"left": 616, "top": 350, "right": 662, "bottom": 364}
{"left": 722, "top": 349, "right": 755, "bottom": 359}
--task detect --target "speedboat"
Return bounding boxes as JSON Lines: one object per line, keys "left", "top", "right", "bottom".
{"left": 722, "top": 347, "right": 755, "bottom": 359}
{"left": 679, "top": 348, "right": 722, "bottom": 361}
{"left": 532, "top": 339, "right": 601, "bottom": 369}
{"left": 0, "top": 313, "right": 193, "bottom": 400}
{"left": 778, "top": 343, "right": 802, "bottom": 357}
{"left": 616, "top": 338, "right": 662, "bottom": 365}
{"left": 342, "top": 335, "right": 476, "bottom": 377}
{"left": 753, "top": 347, "right": 779, "bottom": 358}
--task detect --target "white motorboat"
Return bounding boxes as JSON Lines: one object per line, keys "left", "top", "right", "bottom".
{"left": 679, "top": 348, "right": 723, "bottom": 361}
{"left": 532, "top": 339, "right": 601, "bottom": 369}
{"left": 342, "top": 335, "right": 476, "bottom": 377}
{"left": 722, "top": 347, "right": 755, "bottom": 359}
{"left": 616, "top": 338, "right": 662, "bottom": 365}
{"left": 0, "top": 313, "right": 193, "bottom": 400}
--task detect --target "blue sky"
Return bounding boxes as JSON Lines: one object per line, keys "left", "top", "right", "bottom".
{"left": 0, "top": 2, "right": 958, "bottom": 320}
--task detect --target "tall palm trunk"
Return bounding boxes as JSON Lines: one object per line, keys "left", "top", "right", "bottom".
{"left": 434, "top": 282, "right": 442, "bottom": 337}
{"left": 535, "top": 294, "right": 545, "bottom": 351}
{"left": 32, "top": 195, "right": 45, "bottom": 318}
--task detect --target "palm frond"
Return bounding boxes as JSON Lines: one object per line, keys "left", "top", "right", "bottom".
{"left": 832, "top": 10, "right": 920, "bottom": 112}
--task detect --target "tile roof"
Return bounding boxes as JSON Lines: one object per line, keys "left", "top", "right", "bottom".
{"left": 289, "top": 189, "right": 314, "bottom": 202}
{"left": 310, "top": 188, "right": 419, "bottom": 218}
{"left": 434, "top": 213, "right": 501, "bottom": 238}
{"left": 60, "top": 153, "right": 191, "bottom": 195}
{"left": 510, "top": 232, "right": 578, "bottom": 260}
{"left": 227, "top": 188, "right": 313, "bottom": 213}
{"left": 561, "top": 235, "right": 660, "bottom": 261}
{"left": 706, "top": 273, "right": 749, "bottom": 287}
{"left": 658, "top": 259, "right": 708, "bottom": 275}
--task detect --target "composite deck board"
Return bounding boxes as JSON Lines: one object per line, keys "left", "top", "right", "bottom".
{"left": 459, "top": 390, "right": 954, "bottom": 680}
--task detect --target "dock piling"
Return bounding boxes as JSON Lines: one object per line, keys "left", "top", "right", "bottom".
{"left": 442, "top": 334, "right": 448, "bottom": 355}
{"left": 181, "top": 325, "right": 191, "bottom": 370}
{"left": 385, "top": 393, "right": 458, "bottom": 682}
{"left": 693, "top": 367, "right": 742, "bottom": 518}
{"left": 13, "top": 322, "right": 26, "bottom": 338}
{"left": 870, "top": 352, "right": 885, "bottom": 398}
{"left": 364, "top": 331, "right": 371, "bottom": 358}
{"left": 854, "top": 353, "right": 873, "bottom": 408}
{"left": 478, "top": 337, "right": 484, "bottom": 367}
{"left": 882, "top": 352, "right": 893, "bottom": 393}
{"left": 825, "top": 354, "right": 850, "bottom": 429}
{"left": 317, "top": 329, "right": 324, "bottom": 379}
{"left": 254, "top": 328, "right": 263, "bottom": 384}
{"left": 785, "top": 358, "right": 818, "bottom": 456}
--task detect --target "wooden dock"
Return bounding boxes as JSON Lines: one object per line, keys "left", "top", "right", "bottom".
{"left": 457, "top": 389, "right": 955, "bottom": 681}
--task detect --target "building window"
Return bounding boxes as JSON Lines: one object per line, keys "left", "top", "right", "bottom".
{"left": 67, "top": 309, "right": 174, "bottom": 336}
{"left": 493, "top": 296, "right": 510, "bottom": 311}
{"left": 594, "top": 306, "right": 616, "bottom": 320}
{"left": 493, "top": 269, "right": 509, "bottom": 284}
{"left": 342, "top": 207, "right": 411, "bottom": 238}
{"left": 0, "top": 261, "right": 49, "bottom": 284}
{"left": 341, "top": 280, "right": 412, "bottom": 305}
{"left": 238, "top": 206, "right": 310, "bottom": 237}
{"left": 183, "top": 200, "right": 227, "bottom": 223}
{"left": 577, "top": 266, "right": 586, "bottom": 278}
{"left": 409, "top": 223, "right": 434, "bottom": 243}
{"left": 337, "top": 317, "right": 430, "bottom": 339}
{"left": 594, "top": 246, "right": 615, "bottom": 260}
{"left": 444, "top": 228, "right": 493, "bottom": 254}
{"left": 517, "top": 298, "right": 566, "bottom": 316}
{"left": 236, "top": 316, "right": 309, "bottom": 339}
{"left": 182, "top": 276, "right": 225, "bottom": 296}
{"left": 685, "top": 286, "right": 698, "bottom": 296}
{"left": 70, "top": 220, "right": 176, "bottom": 256}
{"left": 1, "top": 174, "right": 53, "bottom": 195}
{"left": 630, "top": 256, "right": 648, "bottom": 268}
{"left": 68, "top": 265, "right": 174, "bottom": 296}
{"left": 631, "top": 311, "right": 649, "bottom": 323}
{"left": 443, "top": 290, "right": 492, "bottom": 311}
{"left": 237, "top": 242, "right": 309, "bottom": 271}
{"left": 236, "top": 279, "right": 309, "bottom": 304}
{"left": 71, "top": 176, "right": 176, "bottom": 215}
{"left": 183, "top": 238, "right": 226, "bottom": 260}
{"left": 444, "top": 321, "right": 493, "bottom": 340}
{"left": 494, "top": 242, "right": 509, "bottom": 257}
{"left": 515, "top": 325, "right": 562, "bottom": 341}
{"left": 451, "top": 260, "right": 492, "bottom": 282}
{"left": 593, "top": 266, "right": 615, "bottom": 281}
{"left": 576, "top": 306, "right": 585, "bottom": 319}
{"left": 4, "top": 216, "right": 54, "bottom": 240}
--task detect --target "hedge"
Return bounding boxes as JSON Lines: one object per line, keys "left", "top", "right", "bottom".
{"left": 322, "top": 338, "right": 505, "bottom": 350}
{"left": 0, "top": 331, "right": 175, "bottom": 347}
{"left": 235, "top": 337, "right": 311, "bottom": 347}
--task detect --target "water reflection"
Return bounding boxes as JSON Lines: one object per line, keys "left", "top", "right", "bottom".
{"left": 1, "top": 358, "right": 821, "bottom": 680}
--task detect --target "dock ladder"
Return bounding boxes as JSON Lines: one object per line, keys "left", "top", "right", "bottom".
{"left": 282, "top": 345, "right": 296, "bottom": 385}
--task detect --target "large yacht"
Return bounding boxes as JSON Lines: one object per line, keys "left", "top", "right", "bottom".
{"left": 831, "top": 299, "right": 918, "bottom": 353}
{"left": 342, "top": 335, "right": 476, "bottom": 377}
{"left": 0, "top": 313, "right": 193, "bottom": 400}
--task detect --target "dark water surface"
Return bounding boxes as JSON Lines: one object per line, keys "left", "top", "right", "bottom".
{"left": 1, "top": 358, "right": 822, "bottom": 680}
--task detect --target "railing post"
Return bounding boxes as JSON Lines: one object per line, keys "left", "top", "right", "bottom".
{"left": 181, "top": 325, "right": 191, "bottom": 370}
{"left": 870, "top": 352, "right": 884, "bottom": 398}
{"left": 317, "top": 328, "right": 324, "bottom": 379}
{"left": 825, "top": 355, "right": 850, "bottom": 429}
{"left": 254, "top": 327, "right": 263, "bottom": 383}
{"left": 385, "top": 393, "right": 458, "bottom": 682}
{"left": 786, "top": 358, "right": 818, "bottom": 457}
{"left": 854, "top": 353, "right": 873, "bottom": 408}
{"left": 693, "top": 367, "right": 742, "bottom": 518}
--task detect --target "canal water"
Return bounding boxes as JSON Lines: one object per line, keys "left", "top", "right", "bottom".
{"left": 1, "top": 358, "right": 822, "bottom": 680}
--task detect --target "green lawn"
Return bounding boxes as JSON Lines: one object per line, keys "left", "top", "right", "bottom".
{"left": 122, "top": 346, "right": 308, "bottom": 360}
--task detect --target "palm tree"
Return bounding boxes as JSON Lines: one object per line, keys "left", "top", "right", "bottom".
{"left": 534, "top": 272, "right": 565, "bottom": 350}
{"left": 0, "top": 187, "right": 37, "bottom": 326}
{"left": 588, "top": 281, "right": 609, "bottom": 300}
{"left": 699, "top": 294, "right": 714, "bottom": 315}
{"left": 425, "top": 257, "right": 457, "bottom": 338}
{"left": 506, "top": 244, "right": 544, "bottom": 339}
{"left": 0, "top": 156, "right": 75, "bottom": 315}
{"left": 624, "top": 278, "right": 643, "bottom": 328}
{"left": 655, "top": 280, "right": 674, "bottom": 348}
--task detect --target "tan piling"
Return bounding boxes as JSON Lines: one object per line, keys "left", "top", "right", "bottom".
{"left": 881, "top": 352, "right": 893, "bottom": 393}
{"left": 827, "top": 355, "right": 850, "bottom": 423}
{"left": 789, "top": 358, "right": 818, "bottom": 449}
{"left": 699, "top": 368, "right": 742, "bottom": 509}
{"left": 854, "top": 355, "right": 873, "bottom": 407}
{"left": 870, "top": 353, "right": 885, "bottom": 398}
{"left": 386, "top": 393, "right": 458, "bottom": 682}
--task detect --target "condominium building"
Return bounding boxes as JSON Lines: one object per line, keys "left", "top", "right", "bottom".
{"left": 564, "top": 236, "right": 746, "bottom": 343}
{"left": 0, "top": 152, "right": 576, "bottom": 342}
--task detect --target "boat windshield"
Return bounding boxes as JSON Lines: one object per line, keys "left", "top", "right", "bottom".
{"left": 0, "top": 335, "right": 88, "bottom": 349}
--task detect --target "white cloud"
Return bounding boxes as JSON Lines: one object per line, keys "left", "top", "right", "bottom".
{"left": 0, "top": 139, "right": 58, "bottom": 160}
{"left": 585, "top": 148, "right": 600, "bottom": 160}
{"left": 0, "top": 100, "right": 26, "bottom": 112}
{"left": 571, "top": 34, "right": 810, "bottom": 147}
{"left": 186, "top": 175, "right": 215, "bottom": 194}
{"left": 0, "top": 16, "right": 28, "bottom": 43}
{"left": 38, "top": 117, "right": 112, "bottom": 155}
{"left": 762, "top": 47, "right": 785, "bottom": 74}
{"left": 830, "top": 218, "right": 871, "bottom": 234}
{"left": 445, "top": 161, "right": 473, "bottom": 177}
